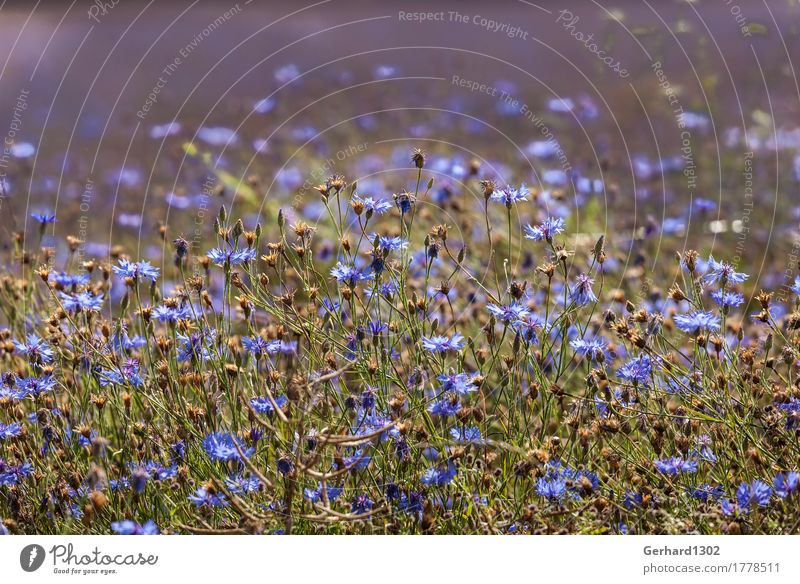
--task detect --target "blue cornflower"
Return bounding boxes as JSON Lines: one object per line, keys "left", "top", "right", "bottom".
{"left": 0, "top": 422, "right": 22, "bottom": 440}
{"left": 152, "top": 303, "right": 191, "bottom": 323}
{"left": 421, "top": 460, "right": 457, "bottom": 486}
{"left": 690, "top": 484, "right": 724, "bottom": 502}
{"left": 515, "top": 313, "right": 547, "bottom": 344}
{"left": 304, "top": 484, "right": 343, "bottom": 503}
{"left": 111, "top": 519, "right": 159, "bottom": 535}
{"left": 536, "top": 476, "right": 567, "bottom": 501}
{"left": 59, "top": 291, "right": 104, "bottom": 313}
{"left": 524, "top": 217, "right": 565, "bottom": 242}
{"left": 421, "top": 332, "right": 465, "bottom": 353}
{"left": 50, "top": 271, "right": 90, "bottom": 287}
{"left": 736, "top": 480, "right": 772, "bottom": 509}
{"left": 673, "top": 310, "right": 721, "bottom": 334}
{"left": 487, "top": 302, "right": 529, "bottom": 324}
{"left": 98, "top": 360, "right": 143, "bottom": 388}
{"left": 14, "top": 334, "right": 54, "bottom": 364}
{"left": 791, "top": 276, "right": 800, "bottom": 296}
{"left": 617, "top": 354, "right": 652, "bottom": 384}
{"left": 352, "top": 195, "right": 393, "bottom": 215}
{"left": 207, "top": 246, "right": 257, "bottom": 266}
{"left": 371, "top": 234, "right": 407, "bottom": 252}
{"left": 703, "top": 256, "right": 748, "bottom": 286}
{"left": 31, "top": 211, "right": 57, "bottom": 224}
{"left": 364, "top": 280, "right": 399, "bottom": 300}
{"left": 188, "top": 487, "right": 228, "bottom": 508}
{"left": 176, "top": 329, "right": 215, "bottom": 362}
{"left": 450, "top": 426, "right": 482, "bottom": 442}
{"left": 393, "top": 191, "right": 416, "bottom": 214}
{"left": 623, "top": 490, "right": 644, "bottom": 509}
{"left": 113, "top": 259, "right": 160, "bottom": 282}
{"left": 490, "top": 183, "right": 528, "bottom": 206}
{"left": 250, "top": 395, "right": 288, "bottom": 415}
{"left": 427, "top": 395, "right": 462, "bottom": 417}
{"left": 711, "top": 289, "right": 744, "bottom": 309}
{"left": 202, "top": 432, "right": 254, "bottom": 462}
{"left": 224, "top": 475, "right": 262, "bottom": 495}
{"left": 569, "top": 273, "right": 598, "bottom": 306}
{"left": 351, "top": 493, "right": 375, "bottom": 514}
{"left": 773, "top": 472, "right": 799, "bottom": 498}
{"left": 0, "top": 460, "right": 33, "bottom": 486}
{"left": 16, "top": 375, "right": 57, "bottom": 398}
{"left": 691, "top": 436, "right": 717, "bottom": 463}
{"left": 330, "top": 262, "right": 372, "bottom": 286}
{"left": 653, "top": 457, "right": 698, "bottom": 475}
{"left": 242, "top": 336, "right": 275, "bottom": 358}
{"left": 437, "top": 372, "right": 478, "bottom": 395}
{"left": 570, "top": 337, "right": 607, "bottom": 361}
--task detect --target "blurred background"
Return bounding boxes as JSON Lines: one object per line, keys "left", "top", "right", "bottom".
{"left": 0, "top": 0, "right": 798, "bottom": 290}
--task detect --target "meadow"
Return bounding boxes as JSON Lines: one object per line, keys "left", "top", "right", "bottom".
{"left": 0, "top": 1, "right": 799, "bottom": 536}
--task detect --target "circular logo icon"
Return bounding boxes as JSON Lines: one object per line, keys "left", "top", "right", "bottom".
{"left": 20, "top": 544, "right": 46, "bottom": 572}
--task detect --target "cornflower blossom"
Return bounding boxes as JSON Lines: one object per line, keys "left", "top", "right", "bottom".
{"left": 450, "top": 426, "right": 482, "bottom": 442}
{"left": 0, "top": 460, "right": 34, "bottom": 486}
{"left": 487, "top": 302, "right": 529, "bottom": 324}
{"left": 203, "top": 432, "right": 254, "bottom": 461}
{"left": 330, "top": 262, "right": 372, "bottom": 286}
{"left": 673, "top": 310, "right": 721, "bottom": 334}
{"left": 393, "top": 191, "right": 416, "bottom": 214}
{"left": 241, "top": 336, "right": 277, "bottom": 358}
{"left": 16, "top": 375, "right": 57, "bottom": 398}
{"left": 112, "top": 259, "right": 160, "bottom": 282}
{"left": 350, "top": 494, "right": 375, "bottom": 514}
{"left": 437, "top": 372, "right": 479, "bottom": 395}
{"left": 524, "top": 217, "right": 566, "bottom": 242}
{"left": 250, "top": 395, "right": 288, "bottom": 415}
{"left": 536, "top": 476, "right": 567, "bottom": 502}
{"left": 304, "top": 484, "right": 343, "bottom": 503}
{"left": 152, "top": 303, "right": 192, "bottom": 323}
{"left": 224, "top": 475, "right": 262, "bottom": 495}
{"left": 31, "top": 211, "right": 57, "bottom": 224}
{"left": 617, "top": 355, "right": 652, "bottom": 384}
{"left": 14, "top": 334, "right": 54, "bottom": 364}
{"left": 653, "top": 457, "right": 698, "bottom": 475}
{"left": 773, "top": 472, "right": 799, "bottom": 498}
{"left": 710, "top": 289, "right": 744, "bottom": 309}
{"left": 207, "top": 246, "right": 257, "bottom": 266}
{"left": 736, "top": 480, "right": 772, "bottom": 510}
{"left": 50, "top": 272, "right": 90, "bottom": 287}
{"left": 111, "top": 520, "right": 159, "bottom": 535}
{"left": 489, "top": 184, "right": 528, "bottom": 206}
{"left": 188, "top": 487, "right": 228, "bottom": 508}
{"left": 514, "top": 314, "right": 543, "bottom": 344}
{"left": 427, "top": 395, "right": 462, "bottom": 417}
{"left": 421, "top": 332, "right": 465, "bottom": 353}
{"left": 59, "top": 291, "right": 104, "bottom": 313}
{"left": 0, "top": 422, "right": 23, "bottom": 440}
{"left": 176, "top": 329, "right": 215, "bottom": 362}
{"left": 569, "top": 273, "right": 598, "bottom": 306}
{"left": 421, "top": 461, "right": 457, "bottom": 486}
{"left": 371, "top": 234, "right": 407, "bottom": 252}
{"left": 351, "top": 194, "right": 393, "bottom": 215}
{"left": 703, "top": 256, "right": 749, "bottom": 286}
{"left": 570, "top": 337, "right": 607, "bottom": 361}
{"left": 791, "top": 276, "right": 800, "bottom": 296}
